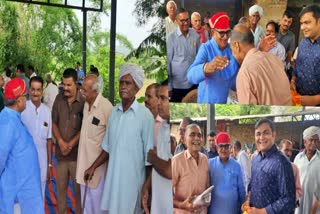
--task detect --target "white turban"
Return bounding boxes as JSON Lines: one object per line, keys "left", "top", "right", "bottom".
{"left": 303, "top": 126, "right": 320, "bottom": 140}
{"left": 119, "top": 64, "right": 145, "bottom": 89}
{"left": 249, "top": 5, "right": 263, "bottom": 17}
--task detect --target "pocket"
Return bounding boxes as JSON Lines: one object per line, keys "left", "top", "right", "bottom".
{"left": 71, "top": 112, "right": 82, "bottom": 131}
{"left": 41, "top": 126, "right": 49, "bottom": 140}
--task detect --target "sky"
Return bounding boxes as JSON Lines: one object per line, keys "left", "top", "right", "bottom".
{"left": 75, "top": 0, "right": 157, "bottom": 48}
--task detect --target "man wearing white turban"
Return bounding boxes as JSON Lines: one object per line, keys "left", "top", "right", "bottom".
{"left": 88, "top": 64, "right": 154, "bottom": 213}
{"left": 294, "top": 126, "right": 320, "bottom": 213}
{"left": 249, "top": 4, "right": 265, "bottom": 47}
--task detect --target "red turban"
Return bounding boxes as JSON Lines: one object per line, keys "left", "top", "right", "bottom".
{"left": 216, "top": 132, "right": 231, "bottom": 144}
{"left": 4, "top": 78, "right": 27, "bottom": 99}
{"left": 209, "top": 12, "right": 230, "bottom": 31}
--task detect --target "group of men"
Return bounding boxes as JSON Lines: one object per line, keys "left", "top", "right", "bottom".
{"left": 166, "top": 2, "right": 320, "bottom": 105}
{"left": 0, "top": 63, "right": 173, "bottom": 214}
{"left": 172, "top": 117, "right": 320, "bottom": 214}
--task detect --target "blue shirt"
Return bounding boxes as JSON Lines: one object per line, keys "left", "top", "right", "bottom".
{"left": 101, "top": 99, "right": 154, "bottom": 213}
{"left": 208, "top": 157, "right": 246, "bottom": 214}
{"left": 76, "top": 69, "right": 85, "bottom": 85}
{"left": 0, "top": 107, "right": 43, "bottom": 213}
{"left": 207, "top": 149, "right": 218, "bottom": 159}
{"left": 293, "top": 37, "right": 320, "bottom": 95}
{"left": 249, "top": 144, "right": 295, "bottom": 214}
{"left": 187, "top": 38, "right": 239, "bottom": 103}
{"left": 167, "top": 27, "right": 200, "bottom": 91}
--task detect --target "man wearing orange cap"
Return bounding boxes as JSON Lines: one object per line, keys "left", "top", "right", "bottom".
{"left": 0, "top": 78, "right": 43, "bottom": 213}
{"left": 187, "top": 12, "right": 239, "bottom": 104}
{"left": 208, "top": 132, "right": 245, "bottom": 214}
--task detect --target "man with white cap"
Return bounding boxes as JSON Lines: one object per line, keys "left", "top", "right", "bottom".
{"left": 208, "top": 132, "right": 246, "bottom": 214}
{"left": 0, "top": 78, "right": 43, "bottom": 213}
{"left": 187, "top": 11, "right": 239, "bottom": 103}
{"left": 294, "top": 126, "right": 320, "bottom": 213}
{"left": 89, "top": 64, "right": 154, "bottom": 213}
{"left": 248, "top": 4, "right": 265, "bottom": 48}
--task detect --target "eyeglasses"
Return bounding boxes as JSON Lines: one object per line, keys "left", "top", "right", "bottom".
{"left": 178, "top": 18, "right": 189, "bottom": 24}
{"left": 217, "top": 144, "right": 230, "bottom": 149}
{"left": 214, "top": 29, "right": 231, "bottom": 37}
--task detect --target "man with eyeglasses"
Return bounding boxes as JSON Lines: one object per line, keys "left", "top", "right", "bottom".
{"left": 187, "top": 12, "right": 239, "bottom": 104}
{"left": 208, "top": 132, "right": 245, "bottom": 214}
{"left": 294, "top": 126, "right": 320, "bottom": 214}
{"left": 172, "top": 123, "right": 209, "bottom": 213}
{"left": 0, "top": 78, "right": 43, "bottom": 213}
{"left": 167, "top": 7, "right": 200, "bottom": 102}
{"left": 242, "top": 119, "right": 295, "bottom": 214}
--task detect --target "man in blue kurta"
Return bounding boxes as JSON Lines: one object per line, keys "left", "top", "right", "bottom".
{"left": 208, "top": 132, "right": 246, "bottom": 214}
{"left": 0, "top": 78, "right": 43, "bottom": 214}
{"left": 187, "top": 12, "right": 239, "bottom": 104}
{"left": 99, "top": 64, "right": 154, "bottom": 213}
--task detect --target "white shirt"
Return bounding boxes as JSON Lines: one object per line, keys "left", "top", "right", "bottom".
{"left": 165, "top": 16, "right": 178, "bottom": 40}
{"left": 294, "top": 150, "right": 320, "bottom": 185}
{"left": 251, "top": 24, "right": 265, "bottom": 48}
{"left": 299, "top": 159, "right": 320, "bottom": 214}
{"left": 43, "top": 82, "right": 59, "bottom": 111}
{"left": 30, "top": 72, "right": 37, "bottom": 78}
{"left": 21, "top": 101, "right": 52, "bottom": 182}
{"left": 151, "top": 120, "right": 173, "bottom": 214}
{"left": 236, "top": 150, "right": 251, "bottom": 193}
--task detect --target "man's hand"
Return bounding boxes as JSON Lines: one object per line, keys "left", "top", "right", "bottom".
{"left": 248, "top": 207, "right": 267, "bottom": 214}
{"left": 147, "top": 147, "right": 158, "bottom": 164}
{"left": 57, "top": 138, "right": 71, "bottom": 156}
{"left": 204, "top": 56, "right": 229, "bottom": 75}
{"left": 180, "top": 195, "right": 202, "bottom": 212}
{"left": 290, "top": 80, "right": 297, "bottom": 93}
{"left": 84, "top": 165, "right": 95, "bottom": 182}
{"left": 141, "top": 183, "right": 150, "bottom": 214}
{"left": 259, "top": 35, "right": 276, "bottom": 52}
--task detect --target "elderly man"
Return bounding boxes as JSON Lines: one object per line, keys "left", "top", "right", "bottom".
{"left": 43, "top": 73, "right": 59, "bottom": 111}
{"left": 208, "top": 133, "right": 246, "bottom": 214}
{"left": 278, "top": 139, "right": 302, "bottom": 209}
{"left": 167, "top": 8, "right": 200, "bottom": 102}
{"left": 174, "top": 117, "right": 208, "bottom": 156}
{"left": 142, "top": 79, "right": 173, "bottom": 213}
{"left": 207, "top": 130, "right": 218, "bottom": 158}
{"left": 75, "top": 75, "right": 112, "bottom": 213}
{"left": 172, "top": 123, "right": 209, "bottom": 213}
{"left": 187, "top": 12, "right": 239, "bottom": 104}
{"left": 165, "top": 0, "right": 178, "bottom": 39}
{"left": 294, "top": 126, "right": 320, "bottom": 213}
{"left": 21, "top": 76, "right": 53, "bottom": 200}
{"left": 291, "top": 5, "right": 320, "bottom": 106}
{"left": 233, "top": 140, "right": 251, "bottom": 194}
{"left": 299, "top": 158, "right": 320, "bottom": 214}
{"left": 52, "top": 68, "right": 85, "bottom": 214}
{"left": 0, "top": 78, "right": 43, "bottom": 213}
{"left": 243, "top": 119, "right": 295, "bottom": 214}
{"left": 277, "top": 10, "right": 295, "bottom": 67}
{"left": 230, "top": 24, "right": 292, "bottom": 105}
{"left": 86, "top": 64, "right": 154, "bottom": 213}
{"left": 144, "top": 83, "right": 159, "bottom": 119}
{"left": 191, "top": 12, "right": 209, "bottom": 43}
{"left": 249, "top": 5, "right": 265, "bottom": 47}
